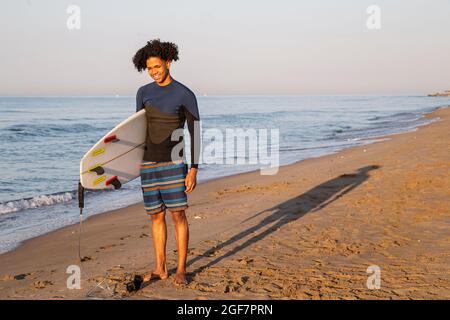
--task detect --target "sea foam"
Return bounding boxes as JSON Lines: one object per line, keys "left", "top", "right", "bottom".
{"left": 0, "top": 192, "right": 74, "bottom": 215}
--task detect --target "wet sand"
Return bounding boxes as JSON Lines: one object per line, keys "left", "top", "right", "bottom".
{"left": 0, "top": 106, "right": 449, "bottom": 300}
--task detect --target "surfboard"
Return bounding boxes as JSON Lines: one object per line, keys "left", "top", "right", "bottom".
{"left": 79, "top": 109, "right": 146, "bottom": 190}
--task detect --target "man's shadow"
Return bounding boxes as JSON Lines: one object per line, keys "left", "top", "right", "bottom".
{"left": 183, "top": 165, "right": 381, "bottom": 278}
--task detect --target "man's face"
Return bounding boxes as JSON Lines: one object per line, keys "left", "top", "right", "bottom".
{"left": 146, "top": 57, "right": 171, "bottom": 84}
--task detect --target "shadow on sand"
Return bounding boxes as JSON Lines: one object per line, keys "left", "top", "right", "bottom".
{"left": 182, "top": 165, "right": 381, "bottom": 279}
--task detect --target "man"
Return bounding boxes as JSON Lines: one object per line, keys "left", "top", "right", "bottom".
{"left": 133, "top": 39, "right": 200, "bottom": 285}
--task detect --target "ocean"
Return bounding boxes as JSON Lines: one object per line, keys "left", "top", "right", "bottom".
{"left": 0, "top": 95, "right": 449, "bottom": 254}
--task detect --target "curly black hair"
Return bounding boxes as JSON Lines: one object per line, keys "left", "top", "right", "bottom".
{"left": 132, "top": 39, "right": 179, "bottom": 72}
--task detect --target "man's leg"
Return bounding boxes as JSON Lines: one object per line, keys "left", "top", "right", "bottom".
{"left": 144, "top": 210, "right": 169, "bottom": 281}
{"left": 170, "top": 210, "right": 189, "bottom": 284}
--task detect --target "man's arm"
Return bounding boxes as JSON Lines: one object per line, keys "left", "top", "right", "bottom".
{"left": 182, "top": 90, "right": 200, "bottom": 193}
{"left": 136, "top": 87, "right": 144, "bottom": 112}
{"left": 182, "top": 90, "right": 200, "bottom": 170}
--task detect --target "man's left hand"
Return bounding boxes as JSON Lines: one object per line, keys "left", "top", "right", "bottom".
{"left": 185, "top": 168, "right": 197, "bottom": 193}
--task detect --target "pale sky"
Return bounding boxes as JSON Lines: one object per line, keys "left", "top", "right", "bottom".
{"left": 1, "top": 0, "right": 450, "bottom": 95}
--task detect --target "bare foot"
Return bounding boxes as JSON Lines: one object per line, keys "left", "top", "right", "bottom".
{"left": 174, "top": 272, "right": 188, "bottom": 285}
{"left": 143, "top": 269, "right": 168, "bottom": 282}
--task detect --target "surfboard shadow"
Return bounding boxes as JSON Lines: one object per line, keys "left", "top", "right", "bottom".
{"left": 182, "top": 164, "right": 381, "bottom": 279}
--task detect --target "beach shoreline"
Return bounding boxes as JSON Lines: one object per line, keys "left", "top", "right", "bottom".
{"left": 0, "top": 106, "right": 443, "bottom": 256}
{"left": 0, "top": 105, "right": 449, "bottom": 299}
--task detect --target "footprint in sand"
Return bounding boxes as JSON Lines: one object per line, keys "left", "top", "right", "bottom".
{"left": 237, "top": 258, "right": 254, "bottom": 266}
{"left": 120, "top": 235, "right": 131, "bottom": 241}
{"left": 0, "top": 274, "right": 15, "bottom": 281}
{"left": 190, "top": 282, "right": 215, "bottom": 292}
{"left": 235, "top": 276, "right": 249, "bottom": 286}
{"left": 99, "top": 244, "right": 117, "bottom": 250}
{"left": 187, "top": 248, "right": 204, "bottom": 256}
{"left": 33, "top": 280, "right": 53, "bottom": 289}
{"left": 81, "top": 256, "right": 96, "bottom": 262}
{"left": 206, "top": 249, "right": 223, "bottom": 257}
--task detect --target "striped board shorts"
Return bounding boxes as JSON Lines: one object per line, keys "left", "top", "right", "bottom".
{"left": 140, "top": 160, "right": 188, "bottom": 215}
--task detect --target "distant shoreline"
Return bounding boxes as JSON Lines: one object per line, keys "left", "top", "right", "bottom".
{"left": 428, "top": 90, "right": 450, "bottom": 97}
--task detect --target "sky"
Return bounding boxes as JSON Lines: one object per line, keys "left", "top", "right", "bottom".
{"left": 1, "top": 0, "right": 450, "bottom": 96}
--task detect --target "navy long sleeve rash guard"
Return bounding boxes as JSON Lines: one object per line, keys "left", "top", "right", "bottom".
{"left": 136, "top": 79, "right": 200, "bottom": 169}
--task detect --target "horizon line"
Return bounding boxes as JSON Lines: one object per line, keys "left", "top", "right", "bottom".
{"left": 0, "top": 92, "right": 436, "bottom": 98}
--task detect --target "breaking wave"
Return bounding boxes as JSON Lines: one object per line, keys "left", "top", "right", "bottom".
{"left": 0, "top": 191, "right": 76, "bottom": 215}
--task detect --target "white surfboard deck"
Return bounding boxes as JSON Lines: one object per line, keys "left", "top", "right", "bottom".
{"left": 80, "top": 109, "right": 146, "bottom": 190}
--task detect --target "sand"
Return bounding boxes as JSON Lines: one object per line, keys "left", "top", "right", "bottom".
{"left": 0, "top": 106, "right": 449, "bottom": 300}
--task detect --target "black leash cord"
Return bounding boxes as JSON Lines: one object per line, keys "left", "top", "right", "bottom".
{"left": 78, "top": 181, "right": 85, "bottom": 262}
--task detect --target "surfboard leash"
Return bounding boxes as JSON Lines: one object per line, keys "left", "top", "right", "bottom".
{"left": 77, "top": 181, "right": 85, "bottom": 263}
{"left": 76, "top": 181, "right": 117, "bottom": 298}
{"left": 76, "top": 180, "right": 141, "bottom": 298}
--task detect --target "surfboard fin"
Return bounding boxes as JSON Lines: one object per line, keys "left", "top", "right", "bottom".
{"left": 104, "top": 135, "right": 120, "bottom": 143}
{"left": 105, "top": 176, "right": 122, "bottom": 190}
{"left": 89, "top": 165, "right": 105, "bottom": 175}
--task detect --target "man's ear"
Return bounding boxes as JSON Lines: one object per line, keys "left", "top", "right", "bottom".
{"left": 166, "top": 60, "right": 171, "bottom": 69}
